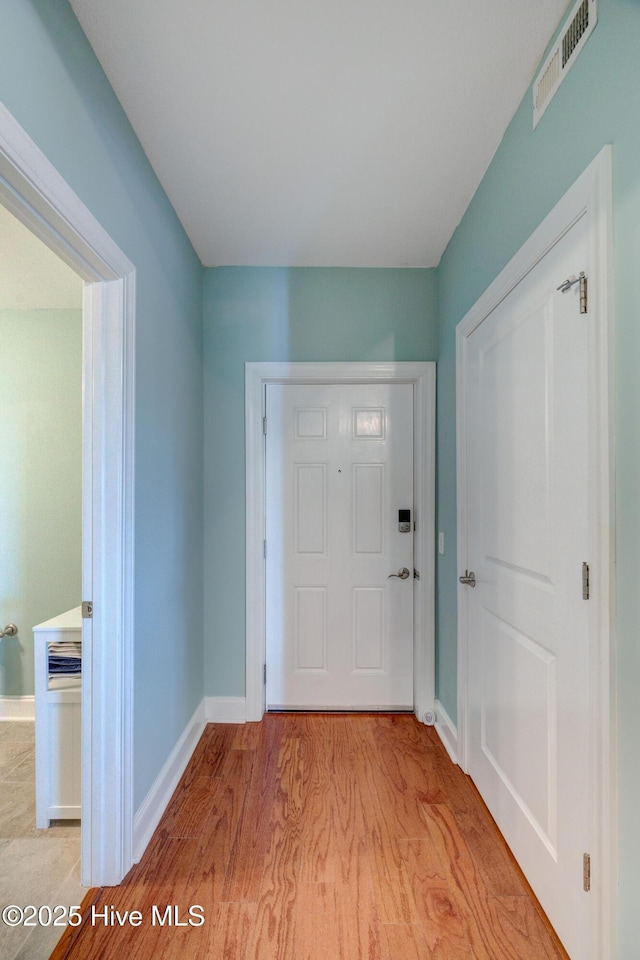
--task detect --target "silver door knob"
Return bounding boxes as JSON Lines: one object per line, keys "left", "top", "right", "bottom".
{"left": 0, "top": 624, "right": 17, "bottom": 638}
{"left": 388, "top": 567, "right": 411, "bottom": 580}
{"left": 458, "top": 570, "right": 476, "bottom": 587}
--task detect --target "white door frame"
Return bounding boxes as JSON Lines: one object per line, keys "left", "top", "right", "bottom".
{"left": 456, "top": 147, "right": 615, "bottom": 959}
{"left": 0, "top": 102, "right": 135, "bottom": 886}
{"left": 246, "top": 361, "right": 436, "bottom": 724}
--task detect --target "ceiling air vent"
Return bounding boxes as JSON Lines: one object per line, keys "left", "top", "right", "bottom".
{"left": 533, "top": 0, "right": 597, "bottom": 128}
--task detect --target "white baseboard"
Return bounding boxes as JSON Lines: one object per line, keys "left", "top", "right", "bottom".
{"left": 434, "top": 699, "right": 458, "bottom": 764}
{"left": 0, "top": 696, "right": 35, "bottom": 720}
{"left": 132, "top": 699, "right": 206, "bottom": 862}
{"left": 205, "top": 696, "right": 247, "bottom": 723}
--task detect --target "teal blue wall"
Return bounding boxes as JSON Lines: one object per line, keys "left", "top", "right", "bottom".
{"left": 203, "top": 267, "right": 437, "bottom": 695}
{"left": 0, "top": 309, "right": 82, "bottom": 697}
{"left": 0, "top": 0, "right": 204, "bottom": 810}
{"left": 436, "top": 0, "right": 640, "bottom": 950}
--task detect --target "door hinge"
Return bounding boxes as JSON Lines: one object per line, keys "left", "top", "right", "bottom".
{"left": 262, "top": 416, "right": 267, "bottom": 435}
{"left": 583, "top": 853, "right": 591, "bottom": 892}
{"left": 557, "top": 271, "right": 587, "bottom": 313}
{"left": 81, "top": 601, "right": 93, "bottom": 619}
{"left": 582, "top": 562, "right": 590, "bottom": 600}
{"left": 579, "top": 272, "right": 587, "bottom": 314}
{"left": 263, "top": 539, "right": 267, "bottom": 560}
{"left": 263, "top": 663, "right": 267, "bottom": 685}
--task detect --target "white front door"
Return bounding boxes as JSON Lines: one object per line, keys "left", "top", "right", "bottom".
{"left": 265, "top": 382, "right": 414, "bottom": 709}
{"left": 462, "top": 213, "right": 591, "bottom": 958}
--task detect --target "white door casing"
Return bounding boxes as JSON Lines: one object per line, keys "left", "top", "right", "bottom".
{"left": 246, "top": 362, "right": 435, "bottom": 723}
{"left": 265, "top": 383, "right": 414, "bottom": 709}
{"left": 456, "top": 148, "right": 614, "bottom": 960}
{"left": 0, "top": 102, "right": 135, "bottom": 886}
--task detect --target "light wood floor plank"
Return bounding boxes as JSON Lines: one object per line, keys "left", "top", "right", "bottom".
{"left": 159, "top": 776, "right": 221, "bottom": 840}
{"left": 489, "top": 896, "right": 570, "bottom": 960}
{"left": 298, "top": 717, "right": 338, "bottom": 883}
{"left": 206, "top": 901, "right": 258, "bottom": 960}
{"left": 189, "top": 750, "right": 255, "bottom": 905}
{"left": 378, "top": 922, "right": 432, "bottom": 960}
{"left": 358, "top": 720, "right": 432, "bottom": 841}
{"left": 221, "top": 718, "right": 283, "bottom": 902}
{"left": 231, "top": 719, "right": 262, "bottom": 751}
{"left": 249, "top": 735, "right": 304, "bottom": 959}
{"left": 455, "top": 805, "right": 528, "bottom": 898}
{"left": 334, "top": 877, "right": 381, "bottom": 960}
{"left": 370, "top": 714, "right": 448, "bottom": 806}
{"left": 423, "top": 803, "right": 570, "bottom": 960}
{"left": 400, "top": 837, "right": 473, "bottom": 958}
{"left": 293, "top": 882, "right": 340, "bottom": 960}
{"left": 189, "top": 723, "right": 237, "bottom": 778}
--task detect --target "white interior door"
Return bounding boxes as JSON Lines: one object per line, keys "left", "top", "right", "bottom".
{"left": 462, "top": 213, "right": 592, "bottom": 958}
{"left": 265, "top": 382, "right": 414, "bottom": 709}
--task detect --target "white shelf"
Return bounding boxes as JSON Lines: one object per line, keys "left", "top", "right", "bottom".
{"left": 34, "top": 607, "right": 82, "bottom": 827}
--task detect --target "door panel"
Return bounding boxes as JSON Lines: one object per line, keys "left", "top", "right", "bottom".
{"left": 294, "top": 587, "right": 326, "bottom": 669}
{"left": 481, "top": 301, "right": 552, "bottom": 576}
{"left": 480, "top": 608, "right": 558, "bottom": 853}
{"left": 353, "top": 463, "right": 384, "bottom": 554}
{"left": 464, "top": 214, "right": 590, "bottom": 959}
{"left": 353, "top": 588, "right": 384, "bottom": 670}
{"left": 295, "top": 464, "right": 327, "bottom": 555}
{"left": 266, "top": 382, "right": 413, "bottom": 709}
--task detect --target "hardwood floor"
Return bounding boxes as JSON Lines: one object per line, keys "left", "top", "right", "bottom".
{"left": 51, "top": 715, "right": 570, "bottom": 959}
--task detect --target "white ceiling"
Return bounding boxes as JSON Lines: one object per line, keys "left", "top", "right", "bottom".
{"left": 0, "top": 206, "right": 82, "bottom": 310}
{"left": 69, "top": 0, "right": 569, "bottom": 268}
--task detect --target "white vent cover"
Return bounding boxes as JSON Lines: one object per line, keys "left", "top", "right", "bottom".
{"left": 533, "top": 0, "right": 597, "bottom": 128}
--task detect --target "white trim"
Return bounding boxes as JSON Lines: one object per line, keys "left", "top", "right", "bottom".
{"left": 0, "top": 101, "right": 136, "bottom": 887}
{"left": 246, "top": 361, "right": 436, "bottom": 724}
{"left": 0, "top": 697, "right": 35, "bottom": 721}
{"left": 434, "top": 699, "right": 458, "bottom": 764}
{"left": 133, "top": 700, "right": 206, "bottom": 862}
{"left": 205, "top": 697, "right": 248, "bottom": 723}
{"left": 455, "top": 146, "right": 615, "bottom": 960}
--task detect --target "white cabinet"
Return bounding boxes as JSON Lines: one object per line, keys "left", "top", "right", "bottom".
{"left": 34, "top": 607, "right": 82, "bottom": 827}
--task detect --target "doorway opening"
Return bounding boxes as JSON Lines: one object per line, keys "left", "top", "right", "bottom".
{"left": 246, "top": 361, "right": 436, "bottom": 724}
{"left": 0, "top": 103, "right": 135, "bottom": 887}
{"left": 0, "top": 203, "right": 85, "bottom": 958}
